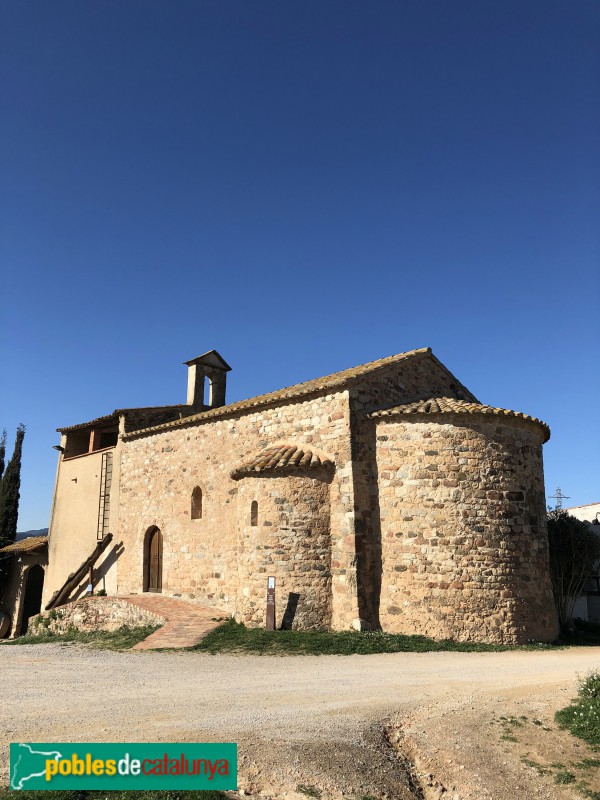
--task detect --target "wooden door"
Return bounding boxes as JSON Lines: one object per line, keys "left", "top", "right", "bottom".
{"left": 147, "top": 528, "right": 162, "bottom": 592}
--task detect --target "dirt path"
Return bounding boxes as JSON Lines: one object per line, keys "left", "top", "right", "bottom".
{"left": 2, "top": 644, "right": 600, "bottom": 799}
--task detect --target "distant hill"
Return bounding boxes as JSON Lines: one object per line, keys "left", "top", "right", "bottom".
{"left": 15, "top": 528, "right": 48, "bottom": 541}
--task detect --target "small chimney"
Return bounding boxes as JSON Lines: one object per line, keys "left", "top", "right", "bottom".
{"left": 184, "top": 350, "right": 232, "bottom": 411}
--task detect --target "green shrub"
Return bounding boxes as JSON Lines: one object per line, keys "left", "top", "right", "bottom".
{"left": 556, "top": 671, "right": 600, "bottom": 745}
{"left": 192, "top": 618, "right": 556, "bottom": 656}
{"left": 297, "top": 786, "right": 321, "bottom": 798}
{"left": 4, "top": 625, "right": 158, "bottom": 650}
{"left": 554, "top": 770, "right": 576, "bottom": 784}
{"left": 579, "top": 672, "right": 600, "bottom": 701}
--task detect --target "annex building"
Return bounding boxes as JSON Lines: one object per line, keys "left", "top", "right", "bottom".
{"left": 15, "top": 348, "right": 562, "bottom": 642}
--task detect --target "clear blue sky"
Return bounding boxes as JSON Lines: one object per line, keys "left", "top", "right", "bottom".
{"left": 1, "top": 0, "right": 598, "bottom": 531}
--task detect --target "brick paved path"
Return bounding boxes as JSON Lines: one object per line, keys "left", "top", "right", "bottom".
{"left": 119, "top": 594, "right": 229, "bottom": 650}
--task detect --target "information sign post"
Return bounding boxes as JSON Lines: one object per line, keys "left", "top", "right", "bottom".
{"left": 266, "top": 576, "right": 276, "bottom": 631}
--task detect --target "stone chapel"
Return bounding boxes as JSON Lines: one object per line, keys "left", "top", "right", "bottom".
{"left": 12, "top": 347, "right": 559, "bottom": 643}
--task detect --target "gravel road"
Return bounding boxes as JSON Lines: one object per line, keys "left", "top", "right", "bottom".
{"left": 2, "top": 644, "right": 600, "bottom": 799}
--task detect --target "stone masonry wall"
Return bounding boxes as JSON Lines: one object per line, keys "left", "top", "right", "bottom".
{"left": 235, "top": 471, "right": 332, "bottom": 629}
{"left": 348, "top": 355, "right": 476, "bottom": 628}
{"left": 375, "top": 414, "right": 558, "bottom": 643}
{"left": 116, "top": 392, "right": 358, "bottom": 628}
{"left": 29, "top": 597, "right": 166, "bottom": 635}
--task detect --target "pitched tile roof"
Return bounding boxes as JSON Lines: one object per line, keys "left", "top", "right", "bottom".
{"left": 123, "top": 347, "right": 439, "bottom": 439}
{"left": 231, "top": 444, "right": 334, "bottom": 479}
{"left": 369, "top": 397, "right": 550, "bottom": 442}
{"left": 58, "top": 405, "right": 191, "bottom": 433}
{"left": 0, "top": 535, "right": 48, "bottom": 555}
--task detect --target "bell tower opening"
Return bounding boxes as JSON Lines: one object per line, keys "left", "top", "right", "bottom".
{"left": 184, "top": 350, "right": 232, "bottom": 411}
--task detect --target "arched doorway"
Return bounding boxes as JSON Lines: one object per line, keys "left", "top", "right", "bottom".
{"left": 20, "top": 564, "right": 45, "bottom": 635}
{"left": 144, "top": 527, "right": 163, "bottom": 593}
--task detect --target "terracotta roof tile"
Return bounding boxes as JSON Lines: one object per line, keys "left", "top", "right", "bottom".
{"left": 231, "top": 444, "right": 334, "bottom": 479}
{"left": 123, "top": 347, "right": 435, "bottom": 439}
{"left": 0, "top": 535, "right": 48, "bottom": 555}
{"left": 369, "top": 397, "right": 550, "bottom": 442}
{"left": 58, "top": 405, "right": 191, "bottom": 433}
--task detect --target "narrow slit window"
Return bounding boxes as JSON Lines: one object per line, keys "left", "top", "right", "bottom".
{"left": 250, "top": 500, "right": 258, "bottom": 527}
{"left": 191, "top": 486, "right": 203, "bottom": 520}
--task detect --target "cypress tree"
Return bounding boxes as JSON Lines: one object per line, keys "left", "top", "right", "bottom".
{"left": 0, "top": 429, "right": 6, "bottom": 481}
{"left": 0, "top": 424, "right": 26, "bottom": 550}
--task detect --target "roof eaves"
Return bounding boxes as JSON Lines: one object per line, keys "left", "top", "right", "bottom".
{"left": 0, "top": 535, "right": 48, "bottom": 555}
{"left": 57, "top": 404, "right": 191, "bottom": 433}
{"left": 57, "top": 412, "right": 119, "bottom": 433}
{"left": 231, "top": 443, "right": 334, "bottom": 480}
{"left": 369, "top": 397, "right": 550, "bottom": 443}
